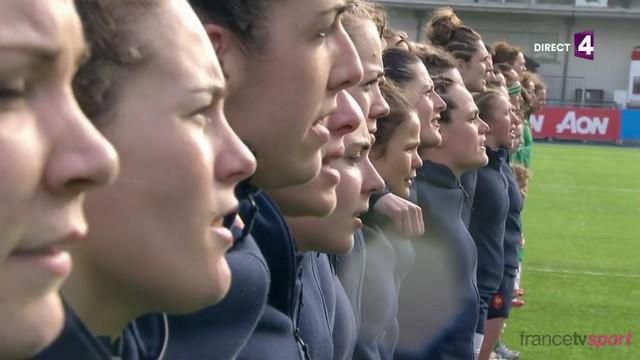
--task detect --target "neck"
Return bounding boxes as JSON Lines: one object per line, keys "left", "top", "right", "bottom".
{"left": 61, "top": 257, "right": 142, "bottom": 341}
{"left": 421, "top": 148, "right": 463, "bottom": 178}
{"left": 286, "top": 216, "right": 316, "bottom": 253}
{"left": 485, "top": 136, "right": 499, "bottom": 151}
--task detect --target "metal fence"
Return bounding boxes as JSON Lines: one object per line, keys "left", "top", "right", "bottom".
{"left": 538, "top": 75, "right": 619, "bottom": 108}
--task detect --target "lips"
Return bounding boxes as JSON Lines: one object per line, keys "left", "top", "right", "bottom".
{"left": 12, "top": 225, "right": 84, "bottom": 256}
{"left": 310, "top": 121, "right": 330, "bottom": 144}
{"left": 9, "top": 241, "right": 74, "bottom": 279}
{"left": 405, "top": 175, "right": 416, "bottom": 186}
{"left": 211, "top": 204, "right": 239, "bottom": 229}
{"left": 479, "top": 136, "right": 487, "bottom": 151}
{"left": 352, "top": 209, "right": 367, "bottom": 229}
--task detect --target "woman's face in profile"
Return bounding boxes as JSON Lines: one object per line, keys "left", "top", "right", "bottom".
{"left": 0, "top": 0, "right": 118, "bottom": 357}
{"left": 76, "top": 0, "right": 256, "bottom": 315}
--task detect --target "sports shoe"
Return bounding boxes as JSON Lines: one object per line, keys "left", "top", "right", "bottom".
{"left": 494, "top": 342, "right": 520, "bottom": 359}
{"left": 511, "top": 298, "right": 526, "bottom": 307}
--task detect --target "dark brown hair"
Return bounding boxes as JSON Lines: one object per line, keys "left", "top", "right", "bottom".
{"left": 383, "top": 27, "right": 410, "bottom": 49}
{"left": 492, "top": 42, "right": 522, "bottom": 66}
{"left": 495, "top": 63, "right": 519, "bottom": 86}
{"left": 412, "top": 43, "right": 458, "bottom": 77}
{"left": 73, "top": 0, "right": 157, "bottom": 124}
{"left": 432, "top": 76, "right": 459, "bottom": 124}
{"left": 344, "top": 0, "right": 387, "bottom": 39}
{"left": 188, "top": 0, "right": 277, "bottom": 51}
{"left": 382, "top": 47, "right": 422, "bottom": 87}
{"left": 473, "top": 90, "right": 506, "bottom": 125}
{"left": 372, "top": 81, "right": 416, "bottom": 157}
{"left": 425, "top": 7, "right": 482, "bottom": 63}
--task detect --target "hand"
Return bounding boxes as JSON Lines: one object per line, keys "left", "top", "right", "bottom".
{"left": 373, "top": 193, "right": 424, "bottom": 237}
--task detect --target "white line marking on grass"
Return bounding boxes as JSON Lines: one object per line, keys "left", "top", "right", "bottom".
{"left": 535, "top": 184, "right": 640, "bottom": 193}
{"left": 527, "top": 267, "right": 640, "bottom": 279}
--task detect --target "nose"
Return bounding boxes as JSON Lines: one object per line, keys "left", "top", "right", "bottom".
{"left": 215, "top": 110, "right": 257, "bottom": 186}
{"left": 44, "top": 92, "right": 119, "bottom": 196}
{"left": 433, "top": 91, "right": 446, "bottom": 114}
{"left": 477, "top": 117, "right": 490, "bottom": 135}
{"left": 328, "top": 91, "right": 362, "bottom": 138}
{"left": 369, "top": 83, "right": 390, "bottom": 120}
{"left": 362, "top": 158, "right": 385, "bottom": 195}
{"left": 412, "top": 151, "right": 423, "bottom": 170}
{"left": 328, "top": 23, "right": 363, "bottom": 93}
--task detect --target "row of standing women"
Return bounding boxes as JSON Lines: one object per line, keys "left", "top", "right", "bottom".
{"left": 0, "top": 0, "right": 544, "bottom": 359}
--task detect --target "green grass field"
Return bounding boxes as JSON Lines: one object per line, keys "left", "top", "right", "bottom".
{"left": 501, "top": 143, "right": 640, "bottom": 359}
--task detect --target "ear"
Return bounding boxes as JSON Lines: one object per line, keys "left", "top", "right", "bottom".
{"left": 204, "top": 23, "right": 244, "bottom": 85}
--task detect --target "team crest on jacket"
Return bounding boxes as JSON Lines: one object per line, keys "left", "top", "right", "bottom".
{"left": 491, "top": 293, "right": 504, "bottom": 309}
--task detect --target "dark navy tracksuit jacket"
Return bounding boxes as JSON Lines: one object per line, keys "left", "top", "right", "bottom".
{"left": 297, "top": 252, "right": 335, "bottom": 360}
{"left": 236, "top": 192, "right": 308, "bottom": 360}
{"left": 297, "top": 252, "right": 358, "bottom": 360}
{"left": 460, "top": 170, "right": 478, "bottom": 228}
{"left": 397, "top": 160, "right": 479, "bottom": 360}
{"left": 469, "top": 147, "right": 509, "bottom": 334}
{"left": 31, "top": 301, "right": 167, "bottom": 360}
{"left": 127, "top": 182, "right": 270, "bottom": 360}
{"left": 502, "top": 161, "right": 523, "bottom": 278}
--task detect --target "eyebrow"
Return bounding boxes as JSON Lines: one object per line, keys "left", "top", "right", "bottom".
{"left": 348, "top": 140, "right": 371, "bottom": 152}
{"left": 0, "top": 44, "right": 61, "bottom": 66}
{"left": 319, "top": 1, "right": 353, "bottom": 17}
{"left": 190, "top": 84, "right": 227, "bottom": 100}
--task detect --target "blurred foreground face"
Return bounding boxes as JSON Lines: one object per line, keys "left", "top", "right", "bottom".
{"left": 287, "top": 113, "right": 384, "bottom": 254}
{"left": 0, "top": 0, "right": 119, "bottom": 357}
{"left": 69, "top": 0, "right": 256, "bottom": 330}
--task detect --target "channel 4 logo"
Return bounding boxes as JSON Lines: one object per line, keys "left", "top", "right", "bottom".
{"left": 533, "top": 30, "right": 595, "bottom": 60}
{"left": 574, "top": 30, "right": 595, "bottom": 60}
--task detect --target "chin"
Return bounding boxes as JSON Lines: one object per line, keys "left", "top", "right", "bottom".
{"left": 478, "top": 156, "right": 489, "bottom": 167}
{"left": 262, "top": 155, "right": 321, "bottom": 190}
{"left": 208, "top": 259, "right": 232, "bottom": 305}
{"left": 172, "top": 259, "right": 232, "bottom": 314}
{"left": 331, "top": 236, "right": 355, "bottom": 255}
{"left": 0, "top": 293, "right": 65, "bottom": 359}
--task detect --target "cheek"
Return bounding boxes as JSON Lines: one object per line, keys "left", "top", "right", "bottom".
{"left": 0, "top": 127, "right": 44, "bottom": 257}
{"left": 417, "top": 98, "right": 432, "bottom": 119}
{"left": 336, "top": 167, "right": 361, "bottom": 206}
{"left": 104, "top": 121, "right": 213, "bottom": 237}
{"left": 347, "top": 90, "right": 370, "bottom": 119}
{"left": 391, "top": 150, "right": 411, "bottom": 174}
